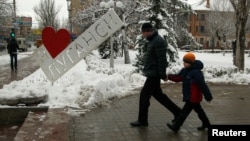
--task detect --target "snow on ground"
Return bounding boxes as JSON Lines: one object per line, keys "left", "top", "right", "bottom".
{"left": 0, "top": 48, "right": 250, "bottom": 111}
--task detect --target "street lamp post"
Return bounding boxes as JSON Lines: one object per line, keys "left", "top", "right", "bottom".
{"left": 12, "top": 0, "right": 17, "bottom": 37}
{"left": 13, "top": 0, "right": 16, "bottom": 20}
{"left": 100, "top": 0, "right": 124, "bottom": 68}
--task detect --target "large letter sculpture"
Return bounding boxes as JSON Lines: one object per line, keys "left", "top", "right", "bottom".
{"left": 33, "top": 9, "right": 123, "bottom": 83}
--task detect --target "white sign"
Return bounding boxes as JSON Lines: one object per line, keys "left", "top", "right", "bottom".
{"left": 33, "top": 9, "right": 123, "bottom": 83}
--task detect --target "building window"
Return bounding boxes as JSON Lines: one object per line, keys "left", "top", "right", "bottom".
{"left": 200, "top": 38, "right": 204, "bottom": 44}
{"left": 200, "top": 14, "right": 205, "bottom": 21}
{"left": 196, "top": 26, "right": 198, "bottom": 32}
{"left": 200, "top": 26, "right": 205, "bottom": 33}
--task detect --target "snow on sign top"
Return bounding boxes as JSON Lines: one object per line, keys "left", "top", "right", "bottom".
{"left": 182, "top": 0, "right": 233, "bottom": 11}
{"left": 33, "top": 9, "right": 123, "bottom": 83}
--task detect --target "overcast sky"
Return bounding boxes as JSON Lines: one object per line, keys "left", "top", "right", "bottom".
{"left": 15, "top": 0, "right": 68, "bottom": 27}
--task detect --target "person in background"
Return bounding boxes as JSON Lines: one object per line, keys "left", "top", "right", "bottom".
{"left": 7, "top": 38, "right": 20, "bottom": 71}
{"left": 166, "top": 52, "right": 213, "bottom": 132}
{"left": 130, "top": 23, "right": 181, "bottom": 127}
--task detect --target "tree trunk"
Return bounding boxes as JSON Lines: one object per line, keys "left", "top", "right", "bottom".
{"left": 211, "top": 35, "right": 215, "bottom": 53}
{"left": 122, "top": 27, "right": 130, "bottom": 64}
{"left": 235, "top": 23, "right": 245, "bottom": 71}
{"left": 230, "top": 0, "right": 250, "bottom": 71}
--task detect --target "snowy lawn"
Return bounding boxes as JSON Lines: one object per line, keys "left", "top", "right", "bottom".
{"left": 0, "top": 49, "right": 249, "bottom": 111}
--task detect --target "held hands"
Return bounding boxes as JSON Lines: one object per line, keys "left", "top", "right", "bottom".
{"left": 162, "top": 77, "right": 168, "bottom": 81}
{"left": 162, "top": 76, "right": 168, "bottom": 81}
{"left": 205, "top": 97, "right": 213, "bottom": 104}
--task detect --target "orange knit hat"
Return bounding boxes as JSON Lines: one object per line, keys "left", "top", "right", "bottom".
{"left": 183, "top": 52, "right": 195, "bottom": 64}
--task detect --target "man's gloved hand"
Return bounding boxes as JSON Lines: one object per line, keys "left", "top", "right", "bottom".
{"left": 205, "top": 96, "right": 213, "bottom": 103}
{"left": 162, "top": 76, "right": 168, "bottom": 81}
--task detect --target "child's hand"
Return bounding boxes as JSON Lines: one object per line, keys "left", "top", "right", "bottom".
{"left": 206, "top": 99, "right": 212, "bottom": 103}
{"left": 162, "top": 77, "right": 168, "bottom": 81}
{"left": 205, "top": 96, "right": 213, "bottom": 103}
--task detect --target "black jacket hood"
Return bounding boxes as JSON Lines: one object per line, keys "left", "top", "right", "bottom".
{"left": 190, "top": 60, "right": 204, "bottom": 70}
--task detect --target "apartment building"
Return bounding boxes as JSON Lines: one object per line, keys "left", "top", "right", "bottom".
{"left": 186, "top": 0, "right": 250, "bottom": 49}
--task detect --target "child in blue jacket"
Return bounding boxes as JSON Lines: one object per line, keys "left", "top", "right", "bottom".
{"left": 167, "top": 52, "right": 213, "bottom": 133}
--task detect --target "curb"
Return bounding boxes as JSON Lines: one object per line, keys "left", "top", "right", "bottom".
{"left": 14, "top": 108, "right": 69, "bottom": 141}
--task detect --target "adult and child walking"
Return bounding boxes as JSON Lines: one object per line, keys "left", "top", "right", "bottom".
{"left": 130, "top": 23, "right": 213, "bottom": 133}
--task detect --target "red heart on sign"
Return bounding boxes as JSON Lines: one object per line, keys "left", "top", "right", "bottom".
{"left": 42, "top": 27, "right": 71, "bottom": 58}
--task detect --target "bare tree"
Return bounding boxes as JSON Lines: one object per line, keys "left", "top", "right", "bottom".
{"left": 33, "top": 0, "right": 60, "bottom": 29}
{"left": 207, "top": 0, "right": 235, "bottom": 52}
{"left": 230, "top": 0, "right": 250, "bottom": 71}
{"left": 0, "top": 0, "right": 13, "bottom": 26}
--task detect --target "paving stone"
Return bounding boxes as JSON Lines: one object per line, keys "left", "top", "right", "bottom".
{"left": 68, "top": 83, "right": 250, "bottom": 141}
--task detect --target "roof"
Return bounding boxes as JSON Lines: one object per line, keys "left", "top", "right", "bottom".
{"left": 181, "top": 0, "right": 233, "bottom": 11}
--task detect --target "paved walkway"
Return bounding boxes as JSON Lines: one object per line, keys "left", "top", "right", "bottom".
{"left": 68, "top": 83, "right": 250, "bottom": 141}
{"left": 0, "top": 52, "right": 39, "bottom": 89}
{"left": 0, "top": 51, "right": 40, "bottom": 141}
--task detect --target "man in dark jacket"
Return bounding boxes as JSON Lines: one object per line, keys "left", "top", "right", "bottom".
{"left": 130, "top": 23, "right": 181, "bottom": 127}
{"left": 7, "top": 38, "right": 20, "bottom": 71}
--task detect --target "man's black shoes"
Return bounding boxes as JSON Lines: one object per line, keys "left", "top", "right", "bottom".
{"left": 130, "top": 121, "right": 148, "bottom": 127}
{"left": 167, "top": 123, "right": 179, "bottom": 133}
{"left": 197, "top": 124, "right": 209, "bottom": 131}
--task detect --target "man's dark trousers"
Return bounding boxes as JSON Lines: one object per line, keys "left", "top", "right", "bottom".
{"left": 138, "top": 77, "right": 181, "bottom": 122}
{"left": 10, "top": 53, "right": 17, "bottom": 70}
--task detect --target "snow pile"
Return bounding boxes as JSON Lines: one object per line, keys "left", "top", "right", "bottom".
{"left": 0, "top": 50, "right": 250, "bottom": 110}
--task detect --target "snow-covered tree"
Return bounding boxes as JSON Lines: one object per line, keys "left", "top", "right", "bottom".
{"left": 72, "top": 5, "right": 100, "bottom": 33}
{"left": 133, "top": 0, "right": 192, "bottom": 73}
{"left": 0, "top": 0, "right": 13, "bottom": 26}
{"left": 98, "top": 32, "right": 121, "bottom": 59}
{"left": 133, "top": 34, "right": 147, "bottom": 73}
{"left": 174, "top": 1, "right": 200, "bottom": 49}
{"left": 72, "top": 0, "right": 140, "bottom": 63}
{"left": 71, "top": 0, "right": 194, "bottom": 71}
